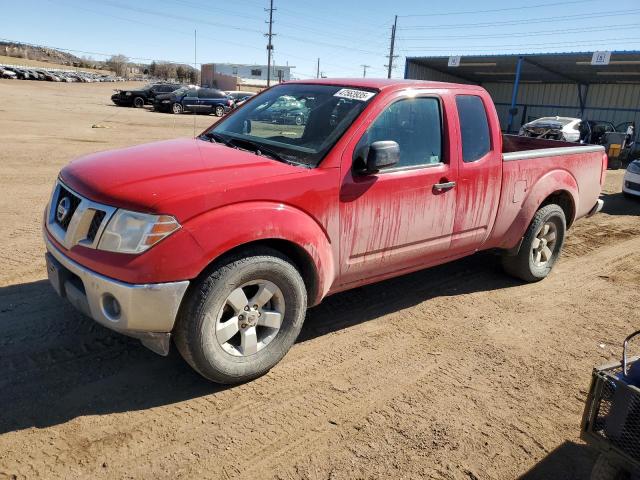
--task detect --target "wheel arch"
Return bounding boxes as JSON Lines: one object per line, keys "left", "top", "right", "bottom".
{"left": 194, "top": 238, "right": 321, "bottom": 307}
{"left": 540, "top": 189, "right": 576, "bottom": 228}
{"left": 496, "top": 169, "right": 579, "bottom": 251}
{"left": 183, "top": 201, "right": 335, "bottom": 306}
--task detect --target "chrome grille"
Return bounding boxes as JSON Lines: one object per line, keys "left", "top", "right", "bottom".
{"left": 46, "top": 181, "right": 116, "bottom": 250}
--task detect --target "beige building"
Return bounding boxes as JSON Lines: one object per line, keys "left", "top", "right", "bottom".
{"left": 201, "top": 63, "right": 292, "bottom": 92}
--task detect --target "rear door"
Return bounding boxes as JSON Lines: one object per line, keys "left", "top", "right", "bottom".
{"left": 198, "top": 89, "right": 225, "bottom": 113}
{"left": 338, "top": 91, "right": 458, "bottom": 286}
{"left": 449, "top": 94, "right": 502, "bottom": 255}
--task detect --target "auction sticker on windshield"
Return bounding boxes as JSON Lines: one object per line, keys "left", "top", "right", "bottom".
{"left": 333, "top": 89, "right": 375, "bottom": 101}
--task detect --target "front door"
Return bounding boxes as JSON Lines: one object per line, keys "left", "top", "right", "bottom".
{"left": 338, "top": 93, "right": 458, "bottom": 287}
{"left": 183, "top": 90, "right": 199, "bottom": 112}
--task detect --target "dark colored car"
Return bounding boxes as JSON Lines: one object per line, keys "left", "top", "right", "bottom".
{"left": 153, "top": 87, "right": 233, "bottom": 116}
{"left": 111, "top": 83, "right": 183, "bottom": 108}
{"left": 251, "top": 95, "right": 310, "bottom": 125}
{"left": 225, "top": 91, "right": 257, "bottom": 108}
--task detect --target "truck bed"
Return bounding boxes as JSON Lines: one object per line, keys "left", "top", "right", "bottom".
{"left": 485, "top": 135, "right": 606, "bottom": 251}
{"left": 502, "top": 134, "right": 603, "bottom": 160}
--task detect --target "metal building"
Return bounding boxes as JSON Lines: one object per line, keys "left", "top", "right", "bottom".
{"left": 404, "top": 52, "right": 640, "bottom": 133}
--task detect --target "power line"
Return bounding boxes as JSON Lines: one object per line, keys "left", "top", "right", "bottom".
{"left": 79, "top": 0, "right": 388, "bottom": 73}
{"left": 398, "top": 9, "right": 640, "bottom": 30}
{"left": 399, "top": 0, "right": 599, "bottom": 17}
{"left": 401, "top": 22, "right": 640, "bottom": 41}
{"left": 401, "top": 36, "right": 640, "bottom": 51}
{"left": 361, "top": 64, "right": 371, "bottom": 78}
{"left": 0, "top": 37, "right": 204, "bottom": 65}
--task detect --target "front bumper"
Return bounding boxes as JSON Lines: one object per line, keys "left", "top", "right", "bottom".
{"left": 623, "top": 170, "right": 640, "bottom": 197}
{"left": 44, "top": 234, "right": 189, "bottom": 355}
{"left": 153, "top": 101, "right": 171, "bottom": 112}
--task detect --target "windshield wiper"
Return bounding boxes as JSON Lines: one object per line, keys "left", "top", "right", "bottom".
{"left": 201, "top": 132, "right": 307, "bottom": 167}
{"left": 199, "top": 131, "right": 235, "bottom": 148}
{"left": 224, "top": 137, "right": 297, "bottom": 165}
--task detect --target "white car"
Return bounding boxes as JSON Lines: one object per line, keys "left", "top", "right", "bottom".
{"left": 623, "top": 159, "right": 640, "bottom": 199}
{"left": 519, "top": 117, "right": 582, "bottom": 142}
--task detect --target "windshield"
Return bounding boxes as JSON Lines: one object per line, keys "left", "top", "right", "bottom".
{"left": 172, "top": 87, "right": 190, "bottom": 96}
{"left": 203, "top": 83, "right": 377, "bottom": 167}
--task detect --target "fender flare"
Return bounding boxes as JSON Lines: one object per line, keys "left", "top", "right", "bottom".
{"left": 499, "top": 169, "right": 578, "bottom": 250}
{"left": 183, "top": 201, "right": 335, "bottom": 304}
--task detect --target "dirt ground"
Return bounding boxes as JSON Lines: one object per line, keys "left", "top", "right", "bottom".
{"left": 0, "top": 79, "right": 639, "bottom": 480}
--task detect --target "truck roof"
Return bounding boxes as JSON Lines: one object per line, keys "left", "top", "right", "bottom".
{"left": 285, "top": 78, "right": 484, "bottom": 92}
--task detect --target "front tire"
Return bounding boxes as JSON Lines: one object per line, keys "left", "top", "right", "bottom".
{"left": 133, "top": 96, "right": 145, "bottom": 108}
{"left": 172, "top": 102, "right": 184, "bottom": 114}
{"left": 174, "top": 248, "right": 307, "bottom": 384}
{"left": 502, "top": 204, "right": 566, "bottom": 282}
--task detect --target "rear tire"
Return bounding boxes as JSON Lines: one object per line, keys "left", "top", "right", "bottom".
{"left": 174, "top": 248, "right": 307, "bottom": 384}
{"left": 133, "top": 96, "right": 145, "bottom": 108}
{"left": 502, "top": 204, "right": 566, "bottom": 282}
{"left": 214, "top": 105, "right": 225, "bottom": 117}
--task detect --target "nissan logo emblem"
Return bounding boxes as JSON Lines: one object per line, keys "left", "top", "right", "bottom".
{"left": 56, "top": 197, "right": 71, "bottom": 223}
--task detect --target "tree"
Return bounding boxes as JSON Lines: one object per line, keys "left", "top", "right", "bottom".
{"left": 176, "top": 65, "right": 186, "bottom": 82}
{"left": 149, "top": 61, "right": 157, "bottom": 77}
{"left": 106, "top": 54, "right": 129, "bottom": 77}
{"left": 187, "top": 68, "right": 199, "bottom": 85}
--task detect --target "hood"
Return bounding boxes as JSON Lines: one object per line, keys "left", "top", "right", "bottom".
{"left": 60, "top": 138, "right": 300, "bottom": 221}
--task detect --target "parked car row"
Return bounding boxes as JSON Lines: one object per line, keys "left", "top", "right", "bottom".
{"left": 0, "top": 65, "right": 123, "bottom": 82}
{"left": 111, "top": 84, "right": 258, "bottom": 117}
{"left": 111, "top": 83, "right": 184, "bottom": 108}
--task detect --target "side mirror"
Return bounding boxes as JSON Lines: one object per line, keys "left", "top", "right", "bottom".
{"left": 358, "top": 141, "right": 400, "bottom": 174}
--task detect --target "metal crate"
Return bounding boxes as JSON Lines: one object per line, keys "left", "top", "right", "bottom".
{"left": 582, "top": 333, "right": 640, "bottom": 473}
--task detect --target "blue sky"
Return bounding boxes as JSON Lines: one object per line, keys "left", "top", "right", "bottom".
{"left": 2, "top": 0, "right": 640, "bottom": 78}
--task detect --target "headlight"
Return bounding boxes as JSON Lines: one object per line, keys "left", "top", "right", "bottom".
{"left": 125, "top": 91, "right": 132, "bottom": 96}
{"left": 162, "top": 99, "right": 170, "bottom": 103}
{"left": 628, "top": 160, "right": 640, "bottom": 174}
{"left": 98, "top": 210, "right": 180, "bottom": 254}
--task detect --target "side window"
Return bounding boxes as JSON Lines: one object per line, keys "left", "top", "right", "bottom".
{"left": 456, "top": 95, "right": 491, "bottom": 162}
{"left": 358, "top": 97, "right": 442, "bottom": 169}
{"left": 198, "top": 89, "right": 213, "bottom": 98}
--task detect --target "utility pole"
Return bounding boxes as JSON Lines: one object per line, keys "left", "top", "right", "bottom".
{"left": 316, "top": 58, "right": 320, "bottom": 78}
{"left": 386, "top": 15, "right": 398, "bottom": 79}
{"left": 361, "top": 64, "right": 370, "bottom": 78}
{"left": 265, "top": 0, "right": 276, "bottom": 87}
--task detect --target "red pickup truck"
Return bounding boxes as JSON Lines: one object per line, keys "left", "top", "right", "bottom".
{"left": 44, "top": 79, "right": 606, "bottom": 383}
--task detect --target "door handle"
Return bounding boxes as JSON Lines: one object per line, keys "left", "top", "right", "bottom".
{"left": 433, "top": 181, "right": 456, "bottom": 191}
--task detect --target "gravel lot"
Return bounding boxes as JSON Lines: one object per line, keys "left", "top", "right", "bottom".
{"left": 0, "top": 79, "right": 639, "bottom": 480}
